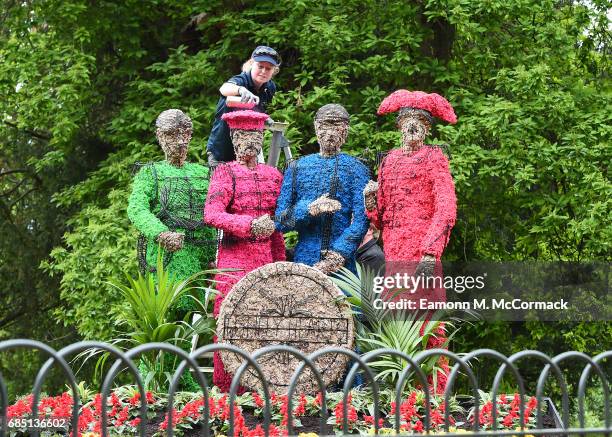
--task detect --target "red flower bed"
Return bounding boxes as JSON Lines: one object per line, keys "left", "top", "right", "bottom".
{"left": 5, "top": 387, "right": 550, "bottom": 436}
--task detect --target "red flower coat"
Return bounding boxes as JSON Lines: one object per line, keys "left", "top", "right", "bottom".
{"left": 367, "top": 146, "right": 456, "bottom": 262}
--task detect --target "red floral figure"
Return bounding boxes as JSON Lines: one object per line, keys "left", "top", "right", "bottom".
{"left": 364, "top": 90, "right": 458, "bottom": 393}
{"left": 205, "top": 110, "right": 286, "bottom": 392}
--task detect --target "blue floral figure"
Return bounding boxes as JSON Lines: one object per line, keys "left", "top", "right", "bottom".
{"left": 275, "top": 104, "right": 370, "bottom": 274}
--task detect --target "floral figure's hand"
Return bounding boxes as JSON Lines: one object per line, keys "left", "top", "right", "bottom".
{"left": 251, "top": 214, "right": 276, "bottom": 238}
{"left": 156, "top": 231, "right": 184, "bottom": 252}
{"left": 414, "top": 254, "right": 436, "bottom": 278}
{"left": 313, "top": 250, "right": 345, "bottom": 274}
{"left": 308, "top": 193, "right": 342, "bottom": 216}
{"left": 363, "top": 180, "right": 378, "bottom": 211}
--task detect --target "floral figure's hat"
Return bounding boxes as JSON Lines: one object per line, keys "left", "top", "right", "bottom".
{"left": 378, "top": 90, "right": 457, "bottom": 124}
{"left": 222, "top": 110, "right": 269, "bottom": 130}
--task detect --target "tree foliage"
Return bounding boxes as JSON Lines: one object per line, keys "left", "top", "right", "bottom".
{"left": 0, "top": 0, "right": 610, "bottom": 393}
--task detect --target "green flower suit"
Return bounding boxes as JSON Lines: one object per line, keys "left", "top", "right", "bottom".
{"left": 127, "top": 161, "right": 217, "bottom": 282}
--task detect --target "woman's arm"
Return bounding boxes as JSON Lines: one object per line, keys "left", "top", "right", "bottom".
{"left": 219, "top": 82, "right": 241, "bottom": 97}
{"left": 220, "top": 82, "right": 258, "bottom": 105}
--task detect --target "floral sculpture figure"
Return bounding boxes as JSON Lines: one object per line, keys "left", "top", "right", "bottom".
{"left": 275, "top": 104, "right": 370, "bottom": 274}
{"left": 127, "top": 109, "right": 216, "bottom": 285}
{"left": 204, "top": 110, "right": 285, "bottom": 391}
{"left": 363, "top": 90, "right": 458, "bottom": 392}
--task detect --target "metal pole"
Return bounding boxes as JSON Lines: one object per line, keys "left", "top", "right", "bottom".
{"left": 265, "top": 122, "right": 290, "bottom": 167}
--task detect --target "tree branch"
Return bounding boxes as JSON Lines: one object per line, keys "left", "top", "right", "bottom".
{"left": 0, "top": 177, "right": 27, "bottom": 197}
{"left": 2, "top": 120, "right": 51, "bottom": 141}
{"left": 8, "top": 186, "right": 36, "bottom": 208}
{"left": 0, "top": 169, "right": 29, "bottom": 177}
{"left": 0, "top": 197, "right": 16, "bottom": 224}
{"left": 0, "top": 308, "right": 28, "bottom": 330}
{"left": 0, "top": 302, "right": 60, "bottom": 330}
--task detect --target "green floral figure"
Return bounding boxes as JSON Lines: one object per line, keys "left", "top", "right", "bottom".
{"left": 127, "top": 109, "right": 217, "bottom": 291}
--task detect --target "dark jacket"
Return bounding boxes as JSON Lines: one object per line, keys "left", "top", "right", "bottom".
{"left": 206, "top": 71, "right": 276, "bottom": 162}
{"left": 356, "top": 238, "right": 386, "bottom": 274}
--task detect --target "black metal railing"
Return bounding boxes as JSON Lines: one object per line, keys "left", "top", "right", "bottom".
{"left": 0, "top": 340, "right": 609, "bottom": 436}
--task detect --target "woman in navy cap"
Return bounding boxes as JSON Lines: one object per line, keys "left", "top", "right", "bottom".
{"left": 206, "top": 46, "right": 281, "bottom": 166}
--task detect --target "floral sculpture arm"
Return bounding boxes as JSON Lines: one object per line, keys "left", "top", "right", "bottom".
{"left": 313, "top": 250, "right": 345, "bottom": 274}
{"left": 364, "top": 177, "right": 382, "bottom": 230}
{"left": 308, "top": 193, "right": 341, "bottom": 216}
{"left": 274, "top": 162, "right": 315, "bottom": 232}
{"left": 204, "top": 165, "right": 254, "bottom": 238}
{"left": 331, "top": 161, "right": 371, "bottom": 260}
{"left": 271, "top": 230, "right": 287, "bottom": 262}
{"left": 421, "top": 149, "right": 457, "bottom": 258}
{"left": 127, "top": 165, "right": 170, "bottom": 240}
{"left": 251, "top": 214, "right": 276, "bottom": 237}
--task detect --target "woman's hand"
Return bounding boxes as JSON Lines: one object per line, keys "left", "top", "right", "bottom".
{"left": 238, "top": 86, "right": 260, "bottom": 105}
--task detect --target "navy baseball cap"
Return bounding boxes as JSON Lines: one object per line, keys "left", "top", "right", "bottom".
{"left": 251, "top": 46, "right": 281, "bottom": 66}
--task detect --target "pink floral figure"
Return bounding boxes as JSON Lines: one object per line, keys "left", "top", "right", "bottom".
{"left": 204, "top": 110, "right": 286, "bottom": 392}
{"left": 364, "top": 90, "right": 457, "bottom": 393}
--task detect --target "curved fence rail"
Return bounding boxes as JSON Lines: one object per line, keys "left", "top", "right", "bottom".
{"left": 0, "top": 340, "right": 610, "bottom": 436}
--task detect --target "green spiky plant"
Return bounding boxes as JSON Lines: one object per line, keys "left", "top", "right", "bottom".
{"left": 65, "top": 381, "right": 96, "bottom": 404}
{"left": 78, "top": 249, "right": 225, "bottom": 392}
{"left": 112, "top": 254, "right": 214, "bottom": 346}
{"left": 332, "top": 265, "right": 461, "bottom": 392}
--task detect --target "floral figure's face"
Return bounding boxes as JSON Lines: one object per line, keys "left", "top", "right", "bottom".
{"left": 314, "top": 119, "right": 348, "bottom": 156}
{"left": 397, "top": 109, "right": 431, "bottom": 148}
{"left": 231, "top": 129, "right": 264, "bottom": 161}
{"left": 157, "top": 127, "right": 192, "bottom": 163}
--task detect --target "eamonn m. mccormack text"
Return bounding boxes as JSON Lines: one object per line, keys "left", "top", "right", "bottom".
{"left": 473, "top": 298, "right": 568, "bottom": 310}
{"left": 372, "top": 298, "right": 569, "bottom": 311}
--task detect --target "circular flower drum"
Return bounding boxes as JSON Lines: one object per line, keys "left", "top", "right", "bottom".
{"left": 216, "top": 262, "right": 354, "bottom": 394}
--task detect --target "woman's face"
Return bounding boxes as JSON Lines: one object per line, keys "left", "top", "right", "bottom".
{"left": 251, "top": 61, "right": 275, "bottom": 86}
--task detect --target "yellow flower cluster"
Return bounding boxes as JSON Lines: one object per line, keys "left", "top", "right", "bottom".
{"left": 134, "top": 423, "right": 538, "bottom": 437}
{"left": 364, "top": 426, "right": 536, "bottom": 436}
